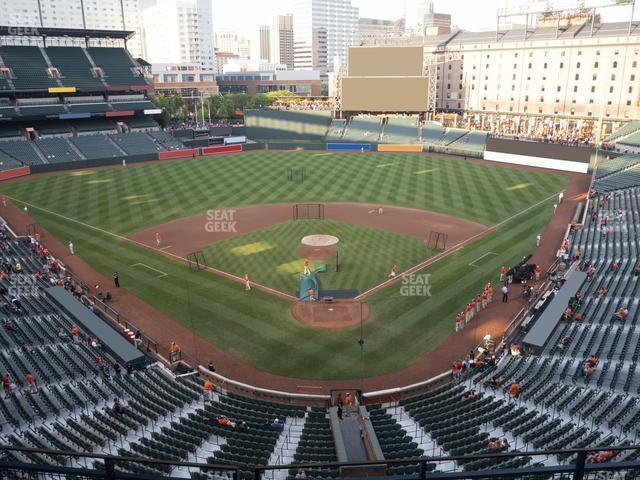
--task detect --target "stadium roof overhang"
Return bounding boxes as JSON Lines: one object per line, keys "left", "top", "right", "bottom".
{"left": 0, "top": 26, "right": 135, "bottom": 40}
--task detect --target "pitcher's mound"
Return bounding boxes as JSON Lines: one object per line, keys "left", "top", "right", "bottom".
{"left": 292, "top": 299, "right": 371, "bottom": 329}
{"left": 297, "top": 246, "right": 337, "bottom": 261}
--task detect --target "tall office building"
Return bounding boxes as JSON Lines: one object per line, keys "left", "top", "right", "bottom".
{"left": 272, "top": 14, "right": 294, "bottom": 70}
{"left": 143, "top": 0, "right": 214, "bottom": 70}
{"left": 259, "top": 25, "right": 271, "bottom": 62}
{"left": 293, "top": 0, "right": 358, "bottom": 71}
{"left": 1, "top": 0, "right": 145, "bottom": 57}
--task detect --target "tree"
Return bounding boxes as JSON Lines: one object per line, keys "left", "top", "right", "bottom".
{"left": 152, "top": 93, "right": 188, "bottom": 125}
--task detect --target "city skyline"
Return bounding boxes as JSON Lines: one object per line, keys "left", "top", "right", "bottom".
{"left": 214, "top": 0, "right": 638, "bottom": 35}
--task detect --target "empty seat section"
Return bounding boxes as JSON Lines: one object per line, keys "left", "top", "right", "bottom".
{"left": 0, "top": 46, "right": 59, "bottom": 90}
{"left": 109, "top": 132, "right": 162, "bottom": 155}
{"left": 0, "top": 140, "right": 43, "bottom": 164}
{"left": 87, "top": 48, "right": 148, "bottom": 86}
{"left": 45, "top": 47, "right": 104, "bottom": 90}
{"left": 71, "top": 135, "right": 122, "bottom": 159}
{"left": 35, "top": 138, "right": 81, "bottom": 163}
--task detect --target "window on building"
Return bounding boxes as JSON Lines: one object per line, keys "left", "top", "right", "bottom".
{"left": 560, "top": 62, "right": 564, "bottom": 68}
{"left": 627, "top": 100, "right": 632, "bottom": 106}
{"left": 631, "top": 75, "right": 636, "bottom": 81}
{"left": 573, "top": 85, "right": 578, "bottom": 92}
{"left": 557, "top": 86, "right": 561, "bottom": 92}
{"left": 576, "top": 62, "right": 581, "bottom": 68}
{"left": 528, "top": 63, "right": 532, "bottom": 69}
{"left": 525, "top": 95, "right": 529, "bottom": 102}
{"left": 609, "top": 86, "right": 614, "bottom": 93}
{"left": 593, "top": 74, "right": 597, "bottom": 81}
{"left": 629, "top": 86, "right": 634, "bottom": 94}
{"left": 611, "top": 74, "right": 616, "bottom": 81}
{"left": 575, "top": 74, "right": 579, "bottom": 80}
{"left": 633, "top": 61, "right": 638, "bottom": 68}
{"left": 591, "top": 86, "right": 596, "bottom": 93}
{"left": 594, "top": 62, "right": 598, "bottom": 68}
{"left": 589, "top": 99, "right": 594, "bottom": 104}
{"left": 448, "top": 64, "right": 452, "bottom": 70}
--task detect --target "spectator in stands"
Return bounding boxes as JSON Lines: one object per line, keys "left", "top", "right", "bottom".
{"left": 487, "top": 438, "right": 500, "bottom": 449}
{"left": 217, "top": 416, "right": 236, "bottom": 428}
{"left": 71, "top": 325, "right": 79, "bottom": 343}
{"left": 587, "top": 450, "right": 615, "bottom": 463}
{"left": 597, "top": 287, "right": 607, "bottom": 298}
{"left": 3, "top": 319, "right": 15, "bottom": 333}
{"left": 589, "top": 355, "right": 599, "bottom": 368}
{"left": 295, "top": 469, "right": 307, "bottom": 480}
{"left": 25, "top": 372, "right": 36, "bottom": 393}
{"left": 204, "top": 379, "right": 214, "bottom": 400}
{"left": 3, "top": 373, "right": 10, "bottom": 397}
{"left": 113, "top": 398, "right": 128, "bottom": 415}
{"left": 612, "top": 307, "right": 629, "bottom": 323}
{"left": 269, "top": 418, "right": 285, "bottom": 431}
{"left": 635, "top": 265, "right": 640, "bottom": 277}
{"left": 133, "top": 330, "right": 142, "bottom": 348}
{"left": 170, "top": 341, "right": 181, "bottom": 362}
{"left": 507, "top": 383, "right": 519, "bottom": 399}
{"left": 583, "top": 363, "right": 594, "bottom": 377}
{"left": 563, "top": 307, "right": 573, "bottom": 321}
{"left": 207, "top": 361, "right": 215, "bottom": 372}
{"left": 126, "top": 363, "right": 134, "bottom": 375}
{"left": 58, "top": 328, "right": 69, "bottom": 341}
{"left": 502, "top": 438, "right": 510, "bottom": 449}
{"left": 114, "top": 363, "right": 122, "bottom": 377}
{"left": 612, "top": 261, "right": 621, "bottom": 272}
{"left": 464, "top": 390, "right": 477, "bottom": 400}
{"left": 586, "top": 265, "right": 596, "bottom": 279}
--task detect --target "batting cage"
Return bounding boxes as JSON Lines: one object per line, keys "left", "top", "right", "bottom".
{"left": 427, "top": 231, "right": 448, "bottom": 251}
{"left": 187, "top": 250, "right": 207, "bottom": 272}
{"left": 288, "top": 167, "right": 306, "bottom": 183}
{"left": 293, "top": 203, "right": 325, "bottom": 220}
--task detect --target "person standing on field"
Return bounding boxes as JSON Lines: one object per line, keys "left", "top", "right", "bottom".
{"left": 155, "top": 232, "right": 161, "bottom": 248}
{"left": 113, "top": 272, "right": 120, "bottom": 288}
{"left": 68, "top": 242, "right": 74, "bottom": 255}
{"left": 244, "top": 274, "right": 251, "bottom": 290}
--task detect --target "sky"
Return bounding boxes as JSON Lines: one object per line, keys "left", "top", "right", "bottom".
{"left": 213, "top": 0, "right": 637, "bottom": 35}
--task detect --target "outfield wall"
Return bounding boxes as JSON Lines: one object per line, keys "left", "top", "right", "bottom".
{"left": 0, "top": 166, "right": 30, "bottom": 180}
{"left": 327, "top": 143, "right": 371, "bottom": 151}
{"left": 484, "top": 137, "right": 591, "bottom": 173}
{"left": 377, "top": 144, "right": 423, "bottom": 153}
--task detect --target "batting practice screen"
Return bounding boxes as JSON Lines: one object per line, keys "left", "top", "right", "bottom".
{"left": 293, "top": 203, "right": 325, "bottom": 220}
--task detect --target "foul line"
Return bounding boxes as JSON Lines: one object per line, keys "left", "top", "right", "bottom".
{"left": 131, "top": 262, "right": 168, "bottom": 278}
{"left": 4, "top": 195, "right": 298, "bottom": 302}
{"left": 469, "top": 251, "right": 498, "bottom": 268}
{"left": 6, "top": 189, "right": 559, "bottom": 304}
{"left": 355, "top": 190, "right": 561, "bottom": 300}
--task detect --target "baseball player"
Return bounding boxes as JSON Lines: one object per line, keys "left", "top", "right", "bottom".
{"left": 388, "top": 264, "right": 397, "bottom": 278}
{"left": 303, "top": 258, "right": 311, "bottom": 275}
{"left": 155, "top": 232, "right": 161, "bottom": 248}
{"left": 243, "top": 274, "right": 251, "bottom": 291}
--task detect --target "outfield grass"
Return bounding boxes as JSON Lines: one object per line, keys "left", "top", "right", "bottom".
{"left": 0, "top": 152, "right": 571, "bottom": 379}
{"left": 1, "top": 151, "right": 568, "bottom": 234}
{"left": 200, "top": 219, "right": 437, "bottom": 295}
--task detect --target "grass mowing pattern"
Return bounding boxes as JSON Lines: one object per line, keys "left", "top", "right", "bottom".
{"left": 200, "top": 219, "right": 438, "bottom": 296}
{"left": 0, "top": 152, "right": 570, "bottom": 379}
{"left": 0, "top": 151, "right": 568, "bottom": 234}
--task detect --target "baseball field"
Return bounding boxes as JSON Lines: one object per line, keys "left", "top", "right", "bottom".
{"left": 0, "top": 151, "right": 570, "bottom": 379}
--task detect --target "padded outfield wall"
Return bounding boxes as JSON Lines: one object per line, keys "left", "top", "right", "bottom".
{"left": 245, "top": 109, "right": 332, "bottom": 142}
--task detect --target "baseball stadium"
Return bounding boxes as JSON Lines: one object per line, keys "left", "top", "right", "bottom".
{"left": 0, "top": 5, "right": 639, "bottom": 480}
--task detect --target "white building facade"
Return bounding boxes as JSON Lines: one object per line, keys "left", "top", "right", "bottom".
{"left": 293, "top": 0, "right": 358, "bottom": 71}
{"left": 143, "top": 0, "right": 214, "bottom": 70}
{"left": 0, "top": 0, "right": 145, "bottom": 57}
